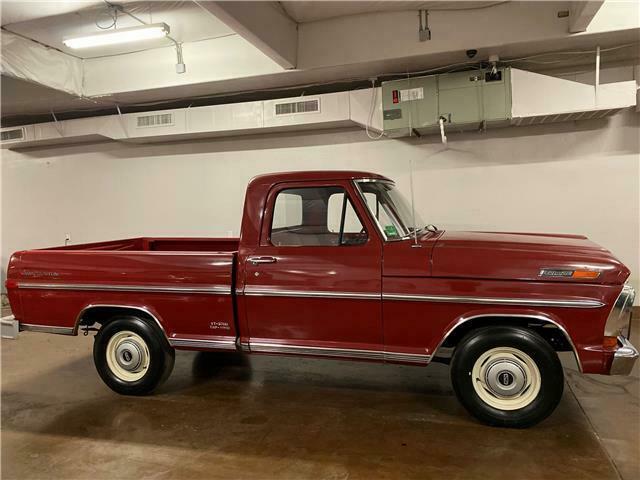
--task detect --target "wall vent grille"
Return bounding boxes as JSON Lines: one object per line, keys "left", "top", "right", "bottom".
{"left": 275, "top": 99, "right": 320, "bottom": 116}
{"left": 136, "top": 113, "right": 174, "bottom": 128}
{"left": 1, "top": 128, "right": 24, "bottom": 142}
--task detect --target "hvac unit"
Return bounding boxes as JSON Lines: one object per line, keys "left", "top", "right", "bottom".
{"left": 381, "top": 67, "right": 635, "bottom": 137}
{"left": 382, "top": 68, "right": 512, "bottom": 137}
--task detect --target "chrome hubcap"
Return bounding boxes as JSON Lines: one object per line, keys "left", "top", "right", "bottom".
{"left": 115, "top": 340, "right": 143, "bottom": 371}
{"left": 485, "top": 360, "right": 527, "bottom": 397}
{"left": 106, "top": 331, "right": 150, "bottom": 382}
{"left": 471, "top": 347, "right": 541, "bottom": 411}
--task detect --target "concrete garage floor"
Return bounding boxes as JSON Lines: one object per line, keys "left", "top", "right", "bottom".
{"left": 1, "top": 318, "right": 638, "bottom": 479}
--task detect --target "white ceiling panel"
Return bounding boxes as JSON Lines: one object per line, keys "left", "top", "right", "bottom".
{"left": 0, "top": 1, "right": 103, "bottom": 25}
{"left": 2, "top": 1, "right": 235, "bottom": 58}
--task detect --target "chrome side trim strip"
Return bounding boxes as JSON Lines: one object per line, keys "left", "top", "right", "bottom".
{"left": 19, "top": 323, "right": 74, "bottom": 335}
{"left": 242, "top": 288, "right": 603, "bottom": 308}
{"left": 383, "top": 293, "right": 604, "bottom": 309}
{"left": 169, "top": 338, "right": 237, "bottom": 350}
{"left": 383, "top": 351, "right": 431, "bottom": 364}
{"left": 430, "top": 313, "right": 583, "bottom": 373}
{"left": 244, "top": 288, "right": 380, "bottom": 300}
{"left": 250, "top": 342, "right": 384, "bottom": 360}
{"left": 17, "top": 282, "right": 230, "bottom": 295}
{"left": 250, "top": 342, "right": 431, "bottom": 363}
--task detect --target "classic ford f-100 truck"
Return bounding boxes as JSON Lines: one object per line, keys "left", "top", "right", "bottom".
{"left": 5, "top": 171, "right": 637, "bottom": 428}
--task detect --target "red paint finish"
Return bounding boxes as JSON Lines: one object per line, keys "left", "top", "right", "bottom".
{"left": 432, "top": 231, "right": 629, "bottom": 284}
{"left": 7, "top": 241, "right": 237, "bottom": 339}
{"left": 5, "top": 170, "right": 632, "bottom": 375}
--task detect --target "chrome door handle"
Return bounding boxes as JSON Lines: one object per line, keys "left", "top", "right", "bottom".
{"left": 249, "top": 256, "right": 277, "bottom": 265}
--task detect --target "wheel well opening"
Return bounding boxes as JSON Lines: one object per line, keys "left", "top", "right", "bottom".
{"left": 76, "top": 306, "right": 165, "bottom": 337}
{"left": 433, "top": 316, "right": 576, "bottom": 367}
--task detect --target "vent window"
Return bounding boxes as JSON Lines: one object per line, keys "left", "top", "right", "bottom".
{"left": 136, "top": 113, "right": 174, "bottom": 128}
{"left": 275, "top": 99, "right": 320, "bottom": 116}
{"left": 1, "top": 128, "right": 24, "bottom": 142}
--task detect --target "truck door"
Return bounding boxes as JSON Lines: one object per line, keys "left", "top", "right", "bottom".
{"left": 242, "top": 180, "right": 384, "bottom": 359}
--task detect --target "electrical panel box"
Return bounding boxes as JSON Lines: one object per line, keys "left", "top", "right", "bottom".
{"left": 382, "top": 67, "right": 512, "bottom": 137}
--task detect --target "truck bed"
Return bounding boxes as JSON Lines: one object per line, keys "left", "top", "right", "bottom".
{"left": 6, "top": 237, "right": 240, "bottom": 349}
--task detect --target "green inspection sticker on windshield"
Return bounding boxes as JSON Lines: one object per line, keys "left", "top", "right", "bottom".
{"left": 384, "top": 225, "right": 398, "bottom": 236}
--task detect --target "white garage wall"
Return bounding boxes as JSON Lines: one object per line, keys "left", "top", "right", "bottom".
{"left": 1, "top": 109, "right": 639, "bottom": 304}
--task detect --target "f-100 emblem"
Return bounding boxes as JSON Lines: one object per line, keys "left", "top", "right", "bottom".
{"left": 209, "top": 321, "right": 231, "bottom": 330}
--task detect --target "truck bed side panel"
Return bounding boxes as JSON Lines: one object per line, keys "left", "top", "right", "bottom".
{"left": 8, "top": 250, "right": 236, "bottom": 342}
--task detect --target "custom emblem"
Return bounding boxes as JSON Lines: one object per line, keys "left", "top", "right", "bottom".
{"left": 20, "top": 270, "right": 60, "bottom": 277}
{"left": 539, "top": 268, "right": 600, "bottom": 279}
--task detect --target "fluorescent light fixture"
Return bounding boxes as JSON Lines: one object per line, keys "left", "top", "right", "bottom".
{"left": 63, "top": 23, "right": 170, "bottom": 49}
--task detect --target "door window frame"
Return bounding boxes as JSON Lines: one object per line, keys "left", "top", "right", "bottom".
{"left": 260, "top": 180, "right": 379, "bottom": 248}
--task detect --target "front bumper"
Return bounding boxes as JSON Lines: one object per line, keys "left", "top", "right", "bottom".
{"left": 610, "top": 336, "right": 639, "bottom": 375}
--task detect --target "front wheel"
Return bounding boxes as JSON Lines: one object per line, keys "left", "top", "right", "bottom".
{"left": 450, "top": 326, "right": 564, "bottom": 428}
{"left": 93, "top": 316, "right": 175, "bottom": 395}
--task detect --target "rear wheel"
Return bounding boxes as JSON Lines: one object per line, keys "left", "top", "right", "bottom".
{"left": 93, "top": 316, "right": 175, "bottom": 395}
{"left": 450, "top": 326, "right": 564, "bottom": 428}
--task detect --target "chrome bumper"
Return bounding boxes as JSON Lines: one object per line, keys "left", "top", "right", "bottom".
{"left": 1, "top": 315, "right": 18, "bottom": 339}
{"left": 610, "top": 336, "right": 639, "bottom": 375}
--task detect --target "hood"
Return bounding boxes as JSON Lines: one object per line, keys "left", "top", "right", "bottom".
{"left": 431, "top": 231, "right": 630, "bottom": 284}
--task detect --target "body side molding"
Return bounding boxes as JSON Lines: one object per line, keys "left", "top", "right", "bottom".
{"left": 383, "top": 293, "right": 604, "bottom": 308}
{"left": 243, "top": 288, "right": 604, "bottom": 308}
{"left": 168, "top": 337, "right": 237, "bottom": 350}
{"left": 17, "top": 282, "right": 231, "bottom": 295}
{"left": 249, "top": 342, "right": 431, "bottom": 364}
{"left": 20, "top": 323, "right": 74, "bottom": 335}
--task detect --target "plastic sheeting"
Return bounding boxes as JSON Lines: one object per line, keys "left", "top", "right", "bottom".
{"left": 0, "top": 30, "right": 83, "bottom": 96}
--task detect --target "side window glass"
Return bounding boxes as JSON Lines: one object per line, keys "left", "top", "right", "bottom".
{"left": 327, "top": 193, "right": 363, "bottom": 234}
{"left": 271, "top": 187, "right": 368, "bottom": 246}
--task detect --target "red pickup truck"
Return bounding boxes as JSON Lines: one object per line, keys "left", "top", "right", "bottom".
{"left": 5, "top": 170, "right": 637, "bottom": 428}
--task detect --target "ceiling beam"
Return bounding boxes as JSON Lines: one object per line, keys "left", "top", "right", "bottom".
{"left": 569, "top": 1, "right": 605, "bottom": 33}
{"left": 196, "top": 1, "right": 297, "bottom": 70}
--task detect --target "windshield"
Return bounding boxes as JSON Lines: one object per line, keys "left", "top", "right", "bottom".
{"left": 356, "top": 180, "right": 425, "bottom": 241}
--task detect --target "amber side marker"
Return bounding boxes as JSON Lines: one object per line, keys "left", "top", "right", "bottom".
{"left": 572, "top": 270, "right": 601, "bottom": 279}
{"left": 603, "top": 336, "right": 618, "bottom": 349}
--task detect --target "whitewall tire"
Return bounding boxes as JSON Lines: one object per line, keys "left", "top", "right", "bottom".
{"left": 451, "top": 326, "right": 564, "bottom": 428}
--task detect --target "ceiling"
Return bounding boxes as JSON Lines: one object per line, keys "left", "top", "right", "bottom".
{"left": 1, "top": 0, "right": 638, "bottom": 127}
{"left": 2, "top": 1, "right": 234, "bottom": 58}
{"left": 0, "top": 1, "right": 104, "bottom": 25}
{"left": 279, "top": 1, "right": 506, "bottom": 23}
